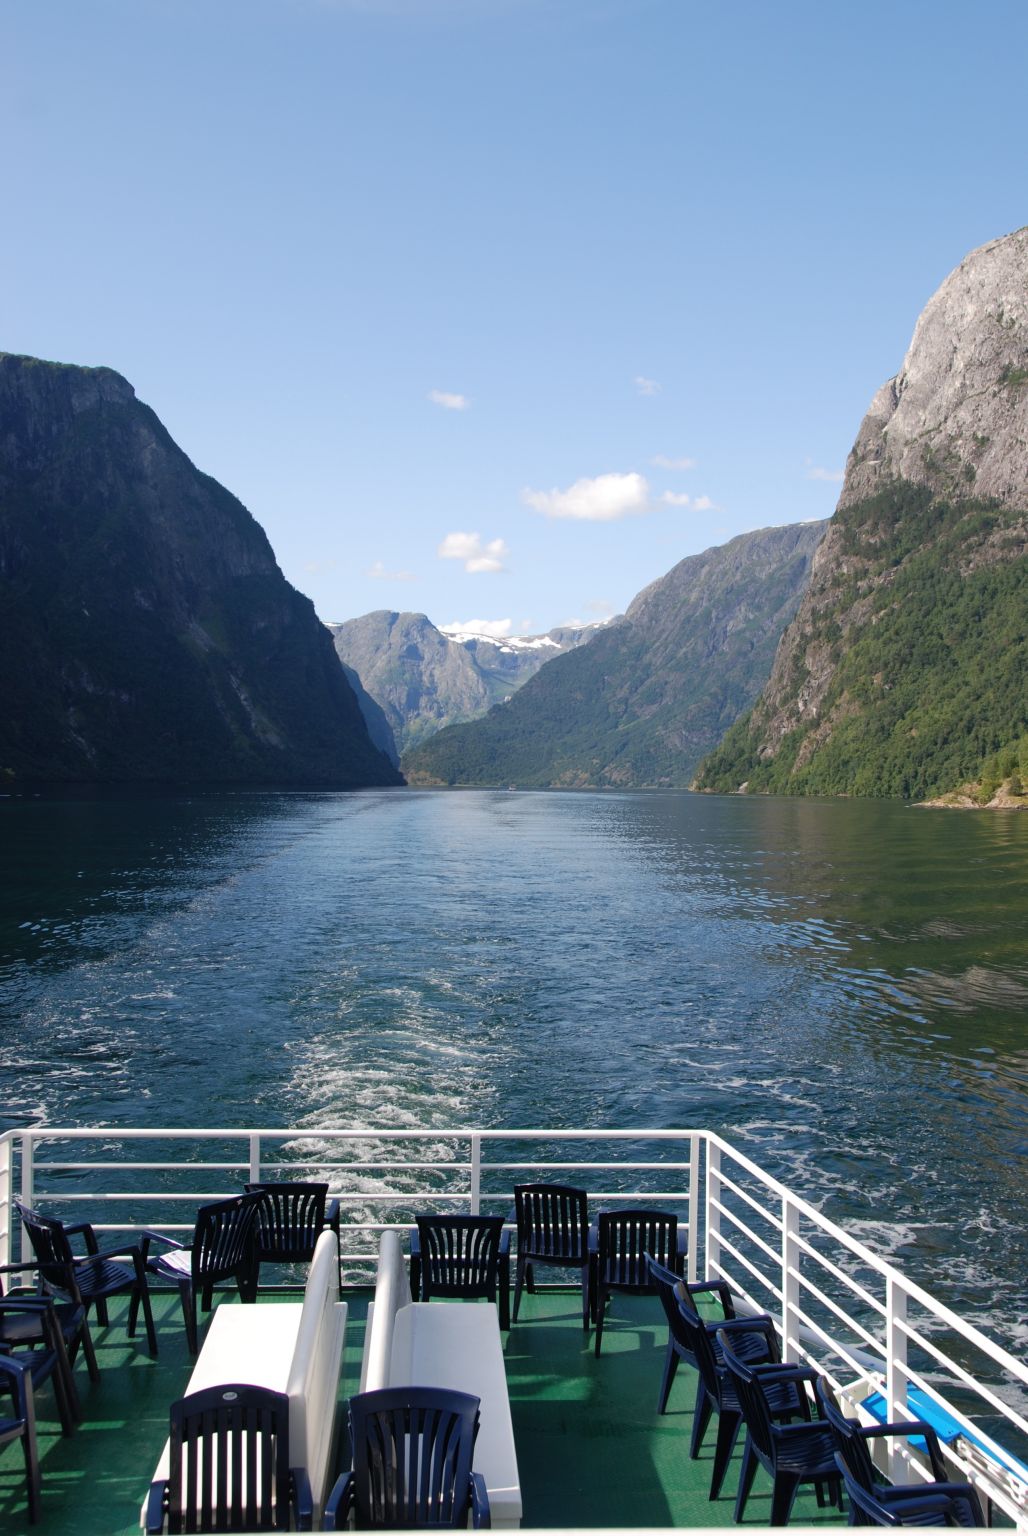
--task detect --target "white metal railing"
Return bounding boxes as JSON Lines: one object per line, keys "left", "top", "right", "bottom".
{"left": 1, "top": 1124, "right": 1026, "bottom": 1527}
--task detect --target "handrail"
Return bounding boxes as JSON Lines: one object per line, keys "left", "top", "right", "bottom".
{"left": 1, "top": 1123, "right": 1025, "bottom": 1527}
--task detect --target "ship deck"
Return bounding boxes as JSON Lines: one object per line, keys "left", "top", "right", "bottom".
{"left": 0, "top": 1283, "right": 848, "bottom": 1534}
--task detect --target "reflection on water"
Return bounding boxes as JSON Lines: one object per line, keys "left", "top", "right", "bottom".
{"left": 1, "top": 787, "right": 1026, "bottom": 1340}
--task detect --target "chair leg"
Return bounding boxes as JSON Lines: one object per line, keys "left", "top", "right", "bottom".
{"left": 179, "top": 1280, "right": 198, "bottom": 1356}
{"left": 512, "top": 1255, "right": 527, "bottom": 1323}
{"left": 138, "top": 1282, "right": 158, "bottom": 1358}
{"left": 690, "top": 1387, "right": 713, "bottom": 1460}
{"left": 593, "top": 1283, "right": 607, "bottom": 1356}
{"left": 21, "top": 1386, "right": 41, "bottom": 1525}
{"left": 709, "top": 1409, "right": 741, "bottom": 1501}
{"left": 580, "top": 1261, "right": 590, "bottom": 1331}
{"left": 657, "top": 1338, "right": 679, "bottom": 1414}
{"left": 770, "top": 1472, "right": 800, "bottom": 1527}
{"left": 78, "top": 1316, "right": 101, "bottom": 1383}
{"left": 498, "top": 1252, "right": 510, "bottom": 1331}
{"left": 734, "top": 1437, "right": 757, "bottom": 1524}
{"left": 50, "top": 1328, "right": 81, "bottom": 1434}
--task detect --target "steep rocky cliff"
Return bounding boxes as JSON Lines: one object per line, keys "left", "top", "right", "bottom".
{"left": 0, "top": 354, "right": 402, "bottom": 786}
{"left": 402, "top": 520, "right": 826, "bottom": 787}
{"left": 330, "top": 610, "right": 601, "bottom": 755}
{"left": 695, "top": 227, "right": 1028, "bottom": 800}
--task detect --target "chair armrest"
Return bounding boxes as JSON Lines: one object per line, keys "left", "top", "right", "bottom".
{"left": 324, "top": 1199, "right": 341, "bottom": 1234}
{"left": 291, "top": 1466, "right": 314, "bottom": 1531}
{"left": 145, "top": 1478, "right": 169, "bottom": 1534}
{"left": 322, "top": 1472, "right": 354, "bottom": 1531}
{"left": 64, "top": 1220, "right": 100, "bottom": 1255}
{"left": 752, "top": 1362, "right": 818, "bottom": 1384}
{"left": 0, "top": 1354, "right": 31, "bottom": 1419}
{"left": 140, "top": 1230, "right": 185, "bottom": 1252}
{"left": 76, "top": 1239, "right": 153, "bottom": 1268}
{"left": 686, "top": 1278, "right": 735, "bottom": 1316}
{"left": 471, "top": 1470, "right": 492, "bottom": 1528}
{"left": 858, "top": 1418, "right": 947, "bottom": 1478}
{"left": 880, "top": 1491, "right": 963, "bottom": 1520}
{"left": 714, "top": 1314, "right": 776, "bottom": 1341}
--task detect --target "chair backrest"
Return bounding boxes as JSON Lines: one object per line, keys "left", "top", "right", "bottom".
{"left": 165, "top": 1383, "right": 292, "bottom": 1533}
{"left": 596, "top": 1210, "right": 678, "bottom": 1288}
{"left": 415, "top": 1216, "right": 504, "bottom": 1302}
{"left": 348, "top": 1385, "right": 480, "bottom": 1528}
{"left": 816, "top": 1378, "right": 879, "bottom": 1493}
{"left": 717, "top": 1329, "right": 780, "bottom": 1463}
{"left": 245, "top": 1182, "right": 329, "bottom": 1264}
{"left": 513, "top": 1183, "right": 588, "bottom": 1258}
{"left": 15, "top": 1203, "right": 77, "bottom": 1295}
{"left": 190, "top": 1193, "right": 263, "bottom": 1285}
{"left": 646, "top": 1255, "right": 696, "bottom": 1356}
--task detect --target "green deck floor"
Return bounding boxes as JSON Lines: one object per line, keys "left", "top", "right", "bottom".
{"left": 0, "top": 1286, "right": 847, "bottom": 1533}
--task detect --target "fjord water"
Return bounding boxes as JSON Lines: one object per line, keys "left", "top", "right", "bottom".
{"left": 2, "top": 788, "right": 1026, "bottom": 1345}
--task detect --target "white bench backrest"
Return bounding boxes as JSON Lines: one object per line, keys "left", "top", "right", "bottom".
{"left": 288, "top": 1229, "right": 347, "bottom": 1509}
{"left": 361, "top": 1228, "right": 412, "bottom": 1391}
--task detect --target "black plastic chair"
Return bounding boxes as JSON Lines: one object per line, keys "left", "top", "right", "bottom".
{"left": 323, "top": 1386, "right": 489, "bottom": 1530}
{"left": 647, "top": 1254, "right": 738, "bottom": 1414}
{"left": 0, "top": 1355, "right": 41, "bottom": 1524}
{"left": 411, "top": 1215, "right": 511, "bottom": 1330}
{"left": 0, "top": 1294, "right": 81, "bottom": 1438}
{"left": 244, "top": 1181, "right": 341, "bottom": 1287}
{"left": 15, "top": 1201, "right": 157, "bottom": 1358}
{"left": 511, "top": 1183, "right": 590, "bottom": 1328}
{"left": 816, "top": 1379, "right": 986, "bottom": 1527}
{"left": 591, "top": 1209, "right": 681, "bottom": 1356}
{"left": 1, "top": 1260, "right": 99, "bottom": 1396}
{"left": 145, "top": 1383, "right": 313, "bottom": 1533}
{"left": 839, "top": 1465, "right": 972, "bottom": 1526}
{"left": 146, "top": 1192, "right": 263, "bottom": 1354}
{"left": 718, "top": 1327, "right": 843, "bottom": 1525}
{"left": 668, "top": 1289, "right": 801, "bottom": 1503}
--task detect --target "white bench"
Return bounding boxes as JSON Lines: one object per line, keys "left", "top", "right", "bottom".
{"left": 359, "top": 1231, "right": 522, "bottom": 1529}
{"left": 145, "top": 1230, "right": 347, "bottom": 1525}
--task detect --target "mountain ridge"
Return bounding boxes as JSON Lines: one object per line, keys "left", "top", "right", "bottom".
{"left": 402, "top": 520, "right": 827, "bottom": 787}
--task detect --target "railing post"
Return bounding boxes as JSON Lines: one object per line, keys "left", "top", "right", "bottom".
{"left": 0, "top": 1134, "right": 12, "bottom": 1269}
{"left": 248, "top": 1133, "right": 261, "bottom": 1186}
{"left": 885, "top": 1275, "right": 909, "bottom": 1480}
{"left": 469, "top": 1134, "right": 481, "bottom": 1215}
{"left": 782, "top": 1193, "right": 801, "bottom": 1362}
{"left": 686, "top": 1133, "right": 700, "bottom": 1282}
{"left": 704, "top": 1136, "right": 722, "bottom": 1280}
{"left": 20, "top": 1133, "right": 35, "bottom": 1264}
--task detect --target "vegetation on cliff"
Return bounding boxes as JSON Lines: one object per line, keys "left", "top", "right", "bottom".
{"left": 695, "top": 485, "right": 1027, "bottom": 800}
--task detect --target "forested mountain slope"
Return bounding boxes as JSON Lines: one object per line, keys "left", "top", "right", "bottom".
{"left": 0, "top": 353, "right": 401, "bottom": 786}
{"left": 695, "top": 227, "right": 1028, "bottom": 801}
{"left": 331, "top": 610, "right": 602, "bottom": 755}
{"left": 403, "top": 521, "right": 826, "bottom": 787}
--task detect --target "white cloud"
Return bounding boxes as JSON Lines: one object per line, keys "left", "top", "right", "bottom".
{"left": 441, "top": 618, "right": 513, "bottom": 639}
{"left": 692, "top": 494, "right": 716, "bottom": 512}
{"left": 652, "top": 454, "right": 697, "bottom": 470}
{"left": 428, "top": 389, "right": 470, "bottom": 411}
{"left": 804, "top": 458, "right": 844, "bottom": 482}
{"left": 523, "top": 471, "right": 649, "bottom": 522}
{"left": 437, "top": 531, "right": 509, "bottom": 573}
{"left": 368, "top": 560, "right": 415, "bottom": 580}
{"left": 634, "top": 375, "right": 661, "bottom": 396}
{"left": 661, "top": 491, "right": 691, "bottom": 507}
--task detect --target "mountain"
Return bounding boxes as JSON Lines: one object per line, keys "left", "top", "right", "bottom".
{"left": 694, "top": 227, "right": 1028, "bottom": 801}
{"left": 329, "top": 610, "right": 604, "bottom": 756}
{"left": 0, "top": 353, "right": 402, "bottom": 787}
{"left": 402, "top": 521, "right": 827, "bottom": 787}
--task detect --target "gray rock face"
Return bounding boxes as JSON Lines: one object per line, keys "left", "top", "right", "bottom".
{"left": 842, "top": 226, "right": 1028, "bottom": 511}
{"left": 0, "top": 352, "right": 402, "bottom": 786}
{"left": 330, "top": 611, "right": 601, "bottom": 755}
{"left": 693, "top": 226, "right": 1028, "bottom": 798}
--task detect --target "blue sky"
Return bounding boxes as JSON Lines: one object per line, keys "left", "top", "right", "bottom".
{"left": 3, "top": 0, "right": 1027, "bottom": 637}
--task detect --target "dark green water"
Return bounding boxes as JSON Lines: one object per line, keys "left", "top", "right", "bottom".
{"left": 1, "top": 787, "right": 1026, "bottom": 1345}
